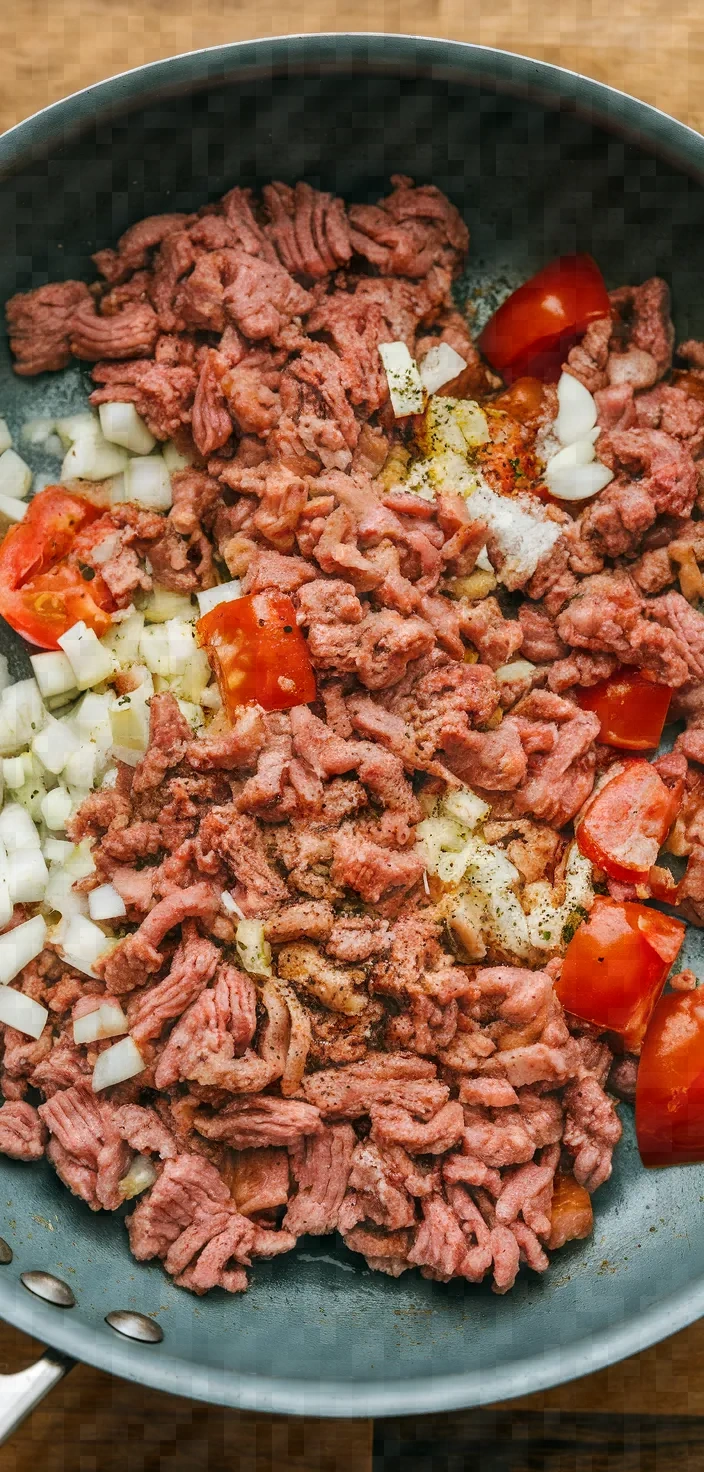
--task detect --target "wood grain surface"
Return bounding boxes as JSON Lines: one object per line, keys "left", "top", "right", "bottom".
{"left": 1, "top": 4, "right": 704, "bottom": 1466}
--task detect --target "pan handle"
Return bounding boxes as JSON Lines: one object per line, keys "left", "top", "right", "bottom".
{"left": 0, "top": 1348, "right": 75, "bottom": 1445}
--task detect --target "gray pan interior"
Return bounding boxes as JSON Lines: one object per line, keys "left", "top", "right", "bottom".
{"left": 0, "top": 35, "right": 703, "bottom": 1418}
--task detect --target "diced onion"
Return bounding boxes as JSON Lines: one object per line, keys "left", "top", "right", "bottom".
{"left": 98, "top": 403, "right": 156, "bottom": 456}
{"left": 43, "top": 837, "right": 73, "bottom": 864}
{"left": 8, "top": 848, "right": 49, "bottom": 904}
{"left": 443, "top": 787, "right": 490, "bottom": 830}
{"left": 3, "top": 754, "right": 32, "bottom": 791}
{"left": 235, "top": 918, "right": 273, "bottom": 977}
{"left": 123, "top": 456, "right": 172, "bottom": 511}
{"left": 55, "top": 413, "right": 99, "bottom": 449}
{"left": 73, "top": 1000, "right": 127, "bottom": 1044}
{"left": 63, "top": 743, "right": 98, "bottom": 791}
{"left": 30, "top": 651, "right": 78, "bottom": 702}
{"left": 43, "top": 866, "right": 88, "bottom": 921}
{"left": 31, "top": 715, "right": 80, "bottom": 776}
{"left": 162, "top": 440, "right": 191, "bottom": 473}
{"left": 110, "top": 686, "right": 150, "bottom": 759}
{"left": 554, "top": 371, "right": 598, "bottom": 446}
{"left": 61, "top": 913, "right": 114, "bottom": 978}
{"left": 88, "top": 884, "right": 127, "bottom": 922}
{"left": 546, "top": 461, "right": 614, "bottom": 502}
{"left": 21, "top": 417, "right": 54, "bottom": 447}
{"left": 61, "top": 421, "right": 129, "bottom": 482}
{"left": 419, "top": 343, "right": 467, "bottom": 394}
{"left": 0, "top": 679, "right": 46, "bottom": 757}
{"left": 495, "top": 658, "right": 537, "bottom": 684}
{"left": 221, "top": 891, "right": 245, "bottom": 920}
{"left": 40, "top": 785, "right": 73, "bottom": 831}
{"left": 92, "top": 1035, "right": 145, "bottom": 1092}
{"left": 0, "top": 657, "right": 10, "bottom": 697}
{"left": 144, "top": 587, "right": 195, "bottom": 623}
{"left": 196, "top": 581, "right": 242, "bottom": 617}
{"left": 0, "top": 803, "right": 40, "bottom": 851}
{"left": 118, "top": 1154, "right": 157, "bottom": 1199}
{"left": 0, "top": 988, "right": 48, "bottom": 1040}
{"left": 545, "top": 429, "right": 599, "bottom": 471}
{"left": 0, "top": 448, "right": 31, "bottom": 500}
{"left": 101, "top": 611, "right": 144, "bottom": 668}
{"left": 379, "top": 342, "right": 424, "bottom": 417}
{"left": 58, "top": 622, "right": 117, "bottom": 691}
{"left": 0, "top": 915, "right": 47, "bottom": 985}
{"left": 0, "top": 495, "right": 28, "bottom": 526}
{"left": 139, "top": 618, "right": 196, "bottom": 679}
{"left": 0, "top": 420, "right": 11, "bottom": 455}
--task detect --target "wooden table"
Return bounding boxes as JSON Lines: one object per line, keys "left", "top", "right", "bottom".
{"left": 1, "top": 4, "right": 704, "bottom": 1465}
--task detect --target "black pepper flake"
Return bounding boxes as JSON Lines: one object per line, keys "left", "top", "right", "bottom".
{"left": 283, "top": 625, "right": 293, "bottom": 634}
{"left": 78, "top": 563, "right": 95, "bottom": 581}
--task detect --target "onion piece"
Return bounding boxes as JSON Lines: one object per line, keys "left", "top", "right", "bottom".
{"left": 43, "top": 837, "right": 73, "bottom": 864}
{"left": 0, "top": 448, "right": 31, "bottom": 500}
{"left": 554, "top": 371, "right": 598, "bottom": 445}
{"left": 139, "top": 618, "right": 196, "bottom": 679}
{"left": 61, "top": 421, "right": 129, "bottom": 482}
{"left": 419, "top": 343, "right": 467, "bottom": 394}
{"left": 144, "top": 586, "right": 195, "bottom": 623}
{"left": 73, "top": 1000, "right": 127, "bottom": 1044}
{"left": 162, "top": 440, "right": 191, "bottom": 473}
{"left": 2, "top": 754, "right": 32, "bottom": 791}
{"left": 495, "top": 658, "right": 537, "bottom": 683}
{"left": 0, "top": 802, "right": 40, "bottom": 851}
{"left": 61, "top": 912, "right": 114, "bottom": 978}
{"left": 88, "top": 884, "right": 127, "bottom": 922}
{"left": 545, "top": 429, "right": 599, "bottom": 471}
{"left": 0, "top": 495, "right": 28, "bottom": 527}
{"left": 98, "top": 403, "right": 156, "bottom": 456}
{"left": 31, "top": 715, "right": 80, "bottom": 776}
{"left": 40, "top": 785, "right": 73, "bottom": 831}
{"left": 58, "top": 622, "right": 117, "bottom": 691}
{"left": 8, "top": 848, "right": 49, "bottom": 903}
{"left": 92, "top": 1036, "right": 145, "bottom": 1092}
{"left": 21, "top": 417, "right": 54, "bottom": 448}
{"left": 235, "top": 918, "right": 273, "bottom": 977}
{"left": 118, "top": 1154, "right": 157, "bottom": 1200}
{"left": 30, "top": 651, "right": 78, "bottom": 702}
{"left": 221, "top": 891, "right": 245, "bottom": 920}
{"left": 0, "top": 987, "right": 48, "bottom": 1040}
{"left": 0, "top": 420, "right": 11, "bottom": 455}
{"left": 0, "top": 915, "right": 47, "bottom": 985}
{"left": 443, "top": 787, "right": 490, "bottom": 829}
{"left": 123, "top": 456, "right": 172, "bottom": 511}
{"left": 546, "top": 461, "right": 614, "bottom": 502}
{"left": 63, "top": 743, "right": 98, "bottom": 791}
{"left": 0, "top": 679, "right": 46, "bottom": 758}
{"left": 378, "top": 342, "right": 424, "bottom": 417}
{"left": 196, "top": 581, "right": 242, "bottom": 617}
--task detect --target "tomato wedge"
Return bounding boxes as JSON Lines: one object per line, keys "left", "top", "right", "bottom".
{"left": 576, "top": 759, "right": 683, "bottom": 882}
{"left": 576, "top": 669, "right": 672, "bottom": 751}
{"left": 556, "top": 896, "right": 685, "bottom": 1050}
{"left": 547, "top": 1173, "right": 593, "bottom": 1250}
{"left": 636, "top": 989, "right": 704, "bottom": 1166}
{"left": 197, "top": 591, "right": 316, "bottom": 716}
{"left": 478, "top": 254, "right": 610, "bottom": 384}
{"left": 0, "top": 487, "right": 116, "bottom": 649}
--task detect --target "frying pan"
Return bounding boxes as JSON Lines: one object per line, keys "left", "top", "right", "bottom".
{"left": 0, "top": 32, "right": 703, "bottom": 1440}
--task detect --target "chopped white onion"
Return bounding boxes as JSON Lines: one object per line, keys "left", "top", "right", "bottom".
{"left": 144, "top": 587, "right": 195, "bottom": 623}
{"left": 44, "top": 866, "right": 87, "bottom": 921}
{"left": 61, "top": 913, "right": 113, "bottom": 978}
{"left": 110, "top": 687, "right": 150, "bottom": 759}
{"left": 495, "top": 658, "right": 537, "bottom": 684}
{"left": 0, "top": 495, "right": 28, "bottom": 526}
{"left": 162, "top": 440, "right": 191, "bottom": 473}
{"left": 55, "top": 413, "right": 99, "bottom": 449}
{"left": 0, "top": 448, "right": 32, "bottom": 500}
{"left": 30, "top": 651, "right": 77, "bottom": 702}
{"left": 123, "top": 456, "right": 172, "bottom": 511}
{"left": 92, "top": 1035, "right": 145, "bottom": 1092}
{"left": 0, "top": 843, "right": 12, "bottom": 930}
{"left": 554, "top": 371, "right": 598, "bottom": 446}
{"left": 88, "top": 532, "right": 120, "bottom": 566}
{"left": 140, "top": 618, "right": 196, "bottom": 679}
{"left": 0, "top": 420, "right": 11, "bottom": 455}
{"left": 74, "top": 691, "right": 114, "bottom": 753}
{"left": 0, "top": 656, "right": 10, "bottom": 697}
{"left": 0, "top": 679, "right": 46, "bottom": 758}
{"left": 42, "top": 837, "right": 73, "bottom": 864}
{"left": 8, "top": 848, "right": 49, "bottom": 903}
{"left": 0, "top": 803, "right": 40, "bottom": 851}
{"left": 73, "top": 1000, "right": 127, "bottom": 1044}
{"left": 0, "top": 915, "right": 47, "bottom": 985}
{"left": 58, "top": 622, "right": 117, "bottom": 691}
{"left": 31, "top": 715, "right": 80, "bottom": 776}
{"left": 101, "top": 610, "right": 144, "bottom": 668}
{"left": 235, "top": 918, "right": 273, "bottom": 977}
{"left": 88, "top": 884, "right": 127, "bottom": 922}
{"left": 379, "top": 342, "right": 424, "bottom": 417}
{"left": 419, "top": 343, "right": 467, "bottom": 394}
{"left": 196, "top": 581, "right": 242, "bottom": 617}
{"left": 546, "top": 461, "right": 614, "bottom": 502}
{"left": 221, "top": 891, "right": 245, "bottom": 920}
{"left": 0, "top": 988, "right": 48, "bottom": 1040}
{"left": 40, "top": 785, "right": 73, "bottom": 831}
{"left": 545, "top": 429, "right": 599, "bottom": 471}
{"left": 443, "top": 787, "right": 490, "bottom": 829}
{"left": 63, "top": 743, "right": 98, "bottom": 791}
{"left": 475, "top": 545, "right": 493, "bottom": 573}
{"left": 21, "top": 417, "right": 54, "bottom": 448}
{"left": 62, "top": 839, "right": 96, "bottom": 880}
{"left": 61, "top": 421, "right": 129, "bottom": 482}
{"left": 118, "top": 1154, "right": 157, "bottom": 1200}
{"left": 98, "top": 403, "right": 156, "bottom": 456}
{"left": 2, "top": 754, "right": 32, "bottom": 791}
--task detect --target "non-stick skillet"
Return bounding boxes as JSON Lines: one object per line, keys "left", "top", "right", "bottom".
{"left": 0, "top": 33, "right": 703, "bottom": 1441}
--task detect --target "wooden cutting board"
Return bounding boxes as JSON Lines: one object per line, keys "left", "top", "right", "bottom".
{"left": 1, "top": 4, "right": 704, "bottom": 1464}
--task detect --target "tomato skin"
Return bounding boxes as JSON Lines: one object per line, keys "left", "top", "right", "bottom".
{"left": 197, "top": 592, "right": 316, "bottom": 716}
{"left": 0, "top": 487, "right": 115, "bottom": 648}
{"left": 556, "top": 896, "right": 685, "bottom": 1050}
{"left": 478, "top": 254, "right": 610, "bottom": 384}
{"left": 576, "top": 669, "right": 672, "bottom": 751}
{"left": 577, "top": 759, "right": 683, "bottom": 881}
{"left": 636, "top": 990, "right": 704, "bottom": 1167}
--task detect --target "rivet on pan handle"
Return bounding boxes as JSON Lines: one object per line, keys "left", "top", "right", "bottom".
{"left": 0, "top": 1349, "right": 75, "bottom": 1447}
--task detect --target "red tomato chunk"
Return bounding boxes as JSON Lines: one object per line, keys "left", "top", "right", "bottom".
{"left": 636, "top": 990, "right": 704, "bottom": 1167}
{"left": 0, "top": 487, "right": 115, "bottom": 648}
{"left": 577, "top": 759, "right": 683, "bottom": 882}
{"left": 576, "top": 669, "right": 672, "bottom": 752}
{"left": 197, "top": 591, "right": 316, "bottom": 717}
{"left": 478, "top": 254, "right": 610, "bottom": 383}
{"left": 556, "top": 896, "right": 685, "bottom": 1051}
